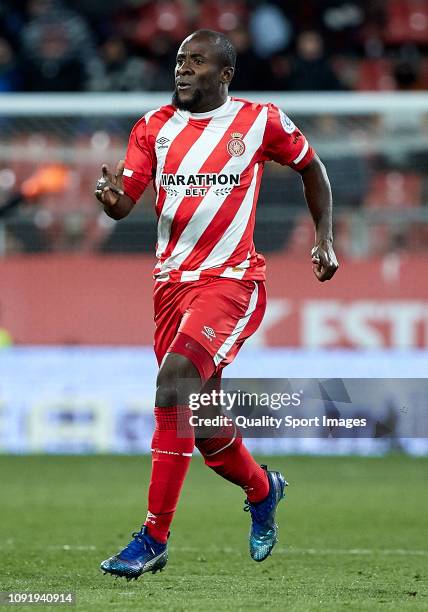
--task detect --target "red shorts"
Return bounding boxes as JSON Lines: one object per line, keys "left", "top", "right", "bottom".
{"left": 153, "top": 277, "right": 266, "bottom": 382}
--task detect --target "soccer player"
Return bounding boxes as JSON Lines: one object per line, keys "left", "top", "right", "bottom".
{"left": 95, "top": 29, "right": 338, "bottom": 580}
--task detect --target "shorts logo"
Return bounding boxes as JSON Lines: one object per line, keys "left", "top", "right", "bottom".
{"left": 227, "top": 132, "right": 245, "bottom": 157}
{"left": 202, "top": 325, "right": 216, "bottom": 341}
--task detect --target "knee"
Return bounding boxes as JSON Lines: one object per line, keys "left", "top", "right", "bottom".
{"left": 155, "top": 374, "right": 179, "bottom": 407}
{"left": 155, "top": 353, "right": 201, "bottom": 407}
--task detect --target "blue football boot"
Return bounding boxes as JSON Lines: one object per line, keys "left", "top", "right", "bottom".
{"left": 244, "top": 465, "right": 288, "bottom": 562}
{"left": 100, "top": 526, "right": 168, "bottom": 581}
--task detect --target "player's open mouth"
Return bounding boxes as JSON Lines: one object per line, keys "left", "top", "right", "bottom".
{"left": 177, "top": 83, "right": 192, "bottom": 90}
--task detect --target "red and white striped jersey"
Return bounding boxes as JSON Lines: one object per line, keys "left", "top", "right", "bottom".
{"left": 123, "top": 96, "right": 315, "bottom": 282}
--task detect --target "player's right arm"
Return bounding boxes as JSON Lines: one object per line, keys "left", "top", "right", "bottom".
{"left": 94, "top": 116, "right": 155, "bottom": 220}
{"left": 94, "top": 160, "right": 134, "bottom": 220}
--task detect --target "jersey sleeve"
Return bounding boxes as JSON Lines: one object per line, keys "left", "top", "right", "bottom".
{"left": 261, "top": 103, "right": 315, "bottom": 171}
{"left": 123, "top": 116, "right": 155, "bottom": 203}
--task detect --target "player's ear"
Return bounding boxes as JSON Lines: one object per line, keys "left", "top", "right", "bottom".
{"left": 221, "top": 66, "right": 234, "bottom": 85}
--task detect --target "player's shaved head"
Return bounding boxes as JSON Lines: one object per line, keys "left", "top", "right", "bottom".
{"left": 184, "top": 29, "right": 237, "bottom": 69}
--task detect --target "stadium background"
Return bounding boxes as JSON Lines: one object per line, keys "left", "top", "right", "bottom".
{"left": 1, "top": 3, "right": 427, "bottom": 611}
{"left": 1, "top": 0, "right": 427, "bottom": 454}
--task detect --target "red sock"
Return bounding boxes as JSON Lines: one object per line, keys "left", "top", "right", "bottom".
{"left": 195, "top": 420, "right": 269, "bottom": 503}
{"left": 145, "top": 406, "right": 194, "bottom": 543}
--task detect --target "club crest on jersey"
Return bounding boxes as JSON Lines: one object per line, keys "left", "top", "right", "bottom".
{"left": 227, "top": 132, "right": 245, "bottom": 157}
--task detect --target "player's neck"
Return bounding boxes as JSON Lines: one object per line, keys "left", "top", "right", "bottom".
{"left": 190, "top": 94, "right": 229, "bottom": 114}
{"left": 190, "top": 91, "right": 228, "bottom": 114}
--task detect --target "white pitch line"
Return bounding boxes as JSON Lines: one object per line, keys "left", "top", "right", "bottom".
{"left": 281, "top": 548, "right": 428, "bottom": 556}
{"left": 2, "top": 543, "right": 426, "bottom": 557}
{"left": 169, "top": 546, "right": 428, "bottom": 557}
{"left": 47, "top": 545, "right": 97, "bottom": 551}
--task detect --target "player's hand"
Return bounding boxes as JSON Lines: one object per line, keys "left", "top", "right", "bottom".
{"left": 311, "top": 239, "right": 339, "bottom": 282}
{"left": 94, "top": 160, "right": 125, "bottom": 207}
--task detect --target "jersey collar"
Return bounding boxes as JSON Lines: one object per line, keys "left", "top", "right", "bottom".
{"left": 178, "top": 96, "right": 232, "bottom": 120}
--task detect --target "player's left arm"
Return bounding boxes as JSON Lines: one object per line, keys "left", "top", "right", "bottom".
{"left": 298, "top": 154, "right": 339, "bottom": 282}
{"left": 262, "top": 103, "right": 339, "bottom": 282}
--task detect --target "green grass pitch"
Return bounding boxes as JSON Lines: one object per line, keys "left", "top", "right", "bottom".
{"left": 1, "top": 454, "right": 427, "bottom": 611}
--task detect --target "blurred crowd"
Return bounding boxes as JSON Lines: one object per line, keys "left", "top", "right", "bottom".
{"left": 0, "top": 0, "right": 428, "bottom": 93}
{"left": 1, "top": 0, "right": 428, "bottom": 260}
